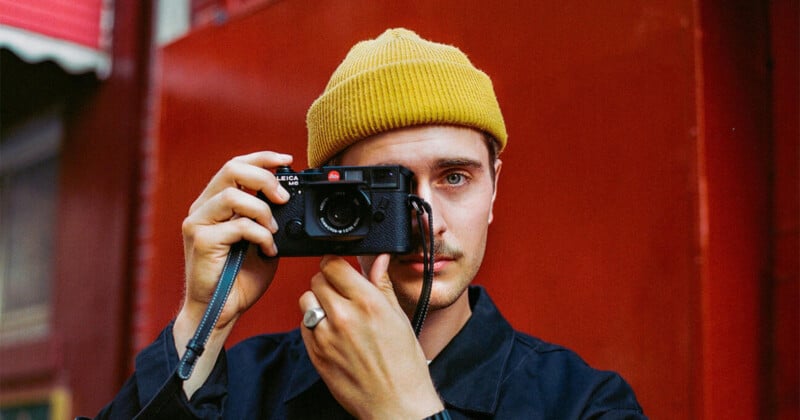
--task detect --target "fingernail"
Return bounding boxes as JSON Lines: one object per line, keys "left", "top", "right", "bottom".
{"left": 279, "top": 187, "right": 291, "bottom": 201}
{"left": 270, "top": 217, "right": 279, "bottom": 232}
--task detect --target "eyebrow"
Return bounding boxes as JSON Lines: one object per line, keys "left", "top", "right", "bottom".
{"left": 432, "top": 158, "right": 484, "bottom": 170}
{"left": 371, "top": 157, "right": 484, "bottom": 171}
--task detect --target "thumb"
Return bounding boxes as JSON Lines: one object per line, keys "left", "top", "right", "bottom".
{"left": 368, "top": 254, "right": 399, "bottom": 305}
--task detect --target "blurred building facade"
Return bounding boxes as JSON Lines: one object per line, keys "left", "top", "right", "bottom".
{"left": 0, "top": 1, "right": 796, "bottom": 419}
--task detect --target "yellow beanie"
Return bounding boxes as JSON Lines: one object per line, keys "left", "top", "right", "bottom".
{"left": 306, "top": 28, "right": 507, "bottom": 168}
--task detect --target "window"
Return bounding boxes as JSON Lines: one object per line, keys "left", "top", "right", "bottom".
{"left": 0, "top": 109, "right": 61, "bottom": 344}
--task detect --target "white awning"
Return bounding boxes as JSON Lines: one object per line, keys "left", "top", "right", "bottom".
{"left": 0, "top": 0, "right": 113, "bottom": 78}
{"left": 0, "top": 25, "right": 110, "bottom": 78}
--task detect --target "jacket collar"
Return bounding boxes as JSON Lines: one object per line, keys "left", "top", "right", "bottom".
{"left": 283, "top": 285, "right": 513, "bottom": 416}
{"left": 429, "top": 286, "right": 514, "bottom": 415}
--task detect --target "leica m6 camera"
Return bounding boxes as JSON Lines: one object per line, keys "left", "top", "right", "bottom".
{"left": 261, "top": 165, "right": 415, "bottom": 256}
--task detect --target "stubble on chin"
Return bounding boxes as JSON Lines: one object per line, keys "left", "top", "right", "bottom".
{"left": 389, "top": 269, "right": 473, "bottom": 320}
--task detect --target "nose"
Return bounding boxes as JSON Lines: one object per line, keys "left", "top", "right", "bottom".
{"left": 412, "top": 182, "right": 446, "bottom": 239}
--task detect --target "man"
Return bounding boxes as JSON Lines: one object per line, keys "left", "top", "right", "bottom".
{"left": 92, "top": 28, "right": 645, "bottom": 419}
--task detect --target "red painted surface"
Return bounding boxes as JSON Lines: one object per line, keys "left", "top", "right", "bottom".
{"left": 146, "top": 2, "right": 699, "bottom": 418}
{"left": 695, "top": 0, "right": 770, "bottom": 414}
{"left": 135, "top": 1, "right": 797, "bottom": 419}
{"left": 0, "top": 0, "right": 106, "bottom": 49}
{"left": 769, "top": 1, "right": 799, "bottom": 418}
{"left": 2, "top": 1, "right": 792, "bottom": 418}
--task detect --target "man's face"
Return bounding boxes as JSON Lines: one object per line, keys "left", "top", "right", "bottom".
{"left": 339, "top": 125, "right": 502, "bottom": 316}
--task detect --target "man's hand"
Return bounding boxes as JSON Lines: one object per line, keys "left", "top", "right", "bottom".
{"left": 299, "top": 255, "right": 444, "bottom": 420}
{"left": 175, "top": 151, "right": 293, "bottom": 397}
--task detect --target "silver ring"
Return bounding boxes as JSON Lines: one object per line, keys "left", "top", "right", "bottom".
{"left": 303, "top": 307, "right": 327, "bottom": 329}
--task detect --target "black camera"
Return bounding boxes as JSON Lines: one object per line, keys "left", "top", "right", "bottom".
{"left": 261, "top": 165, "right": 415, "bottom": 256}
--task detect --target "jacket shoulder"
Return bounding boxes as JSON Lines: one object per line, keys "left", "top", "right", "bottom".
{"left": 503, "top": 331, "right": 646, "bottom": 417}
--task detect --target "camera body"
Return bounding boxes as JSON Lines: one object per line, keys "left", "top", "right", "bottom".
{"left": 262, "top": 165, "right": 415, "bottom": 256}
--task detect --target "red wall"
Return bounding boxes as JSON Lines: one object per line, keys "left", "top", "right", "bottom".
{"left": 133, "top": 1, "right": 797, "bottom": 419}
{"left": 769, "top": 0, "right": 799, "bottom": 418}
{"left": 694, "top": 1, "right": 773, "bottom": 418}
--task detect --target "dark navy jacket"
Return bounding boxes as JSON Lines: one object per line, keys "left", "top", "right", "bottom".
{"left": 92, "top": 286, "right": 646, "bottom": 419}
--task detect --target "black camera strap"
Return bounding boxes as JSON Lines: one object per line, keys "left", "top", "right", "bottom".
{"left": 408, "top": 195, "right": 434, "bottom": 336}
{"left": 177, "top": 197, "right": 435, "bottom": 381}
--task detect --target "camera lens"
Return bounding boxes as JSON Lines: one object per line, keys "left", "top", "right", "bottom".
{"left": 325, "top": 196, "right": 357, "bottom": 228}
{"left": 318, "top": 191, "right": 366, "bottom": 234}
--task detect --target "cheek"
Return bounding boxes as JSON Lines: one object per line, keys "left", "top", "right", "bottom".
{"left": 442, "top": 194, "right": 494, "bottom": 232}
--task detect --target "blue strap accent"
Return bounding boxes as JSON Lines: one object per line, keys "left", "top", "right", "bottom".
{"left": 177, "top": 240, "right": 249, "bottom": 380}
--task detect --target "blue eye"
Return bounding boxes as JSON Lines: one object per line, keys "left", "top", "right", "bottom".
{"left": 445, "top": 173, "right": 465, "bottom": 185}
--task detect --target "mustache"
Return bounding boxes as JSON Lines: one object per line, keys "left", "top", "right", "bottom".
{"left": 409, "top": 236, "right": 463, "bottom": 259}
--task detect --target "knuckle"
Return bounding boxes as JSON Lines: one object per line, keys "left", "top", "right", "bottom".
{"left": 181, "top": 217, "right": 197, "bottom": 237}
{"left": 220, "top": 185, "right": 238, "bottom": 200}
{"left": 319, "top": 257, "right": 335, "bottom": 274}
{"left": 313, "top": 331, "right": 333, "bottom": 349}
{"left": 187, "top": 198, "right": 202, "bottom": 215}
{"left": 219, "top": 187, "right": 242, "bottom": 206}
{"left": 333, "top": 308, "right": 354, "bottom": 326}
{"left": 298, "top": 290, "right": 313, "bottom": 307}
{"left": 190, "top": 228, "right": 213, "bottom": 250}
{"left": 235, "top": 217, "right": 261, "bottom": 235}
{"left": 309, "top": 272, "right": 326, "bottom": 289}
{"left": 354, "top": 297, "right": 380, "bottom": 318}
{"left": 222, "top": 159, "right": 240, "bottom": 173}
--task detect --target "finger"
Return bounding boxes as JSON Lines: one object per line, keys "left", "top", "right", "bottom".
{"left": 232, "top": 150, "right": 293, "bottom": 169}
{"left": 193, "top": 152, "right": 293, "bottom": 211}
{"left": 368, "top": 254, "right": 395, "bottom": 296}
{"left": 184, "top": 188, "right": 279, "bottom": 255}
{"left": 368, "top": 253, "right": 406, "bottom": 313}
{"left": 189, "top": 217, "right": 278, "bottom": 256}
{"left": 193, "top": 187, "right": 276, "bottom": 228}
{"left": 298, "top": 289, "right": 322, "bottom": 313}
{"left": 309, "top": 267, "right": 348, "bottom": 320}
{"left": 230, "top": 152, "right": 293, "bottom": 204}
{"left": 317, "top": 255, "right": 372, "bottom": 300}
{"left": 298, "top": 289, "right": 331, "bottom": 334}
{"left": 299, "top": 318, "right": 322, "bottom": 363}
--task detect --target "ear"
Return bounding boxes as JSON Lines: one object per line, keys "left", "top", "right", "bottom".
{"left": 488, "top": 158, "right": 502, "bottom": 224}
